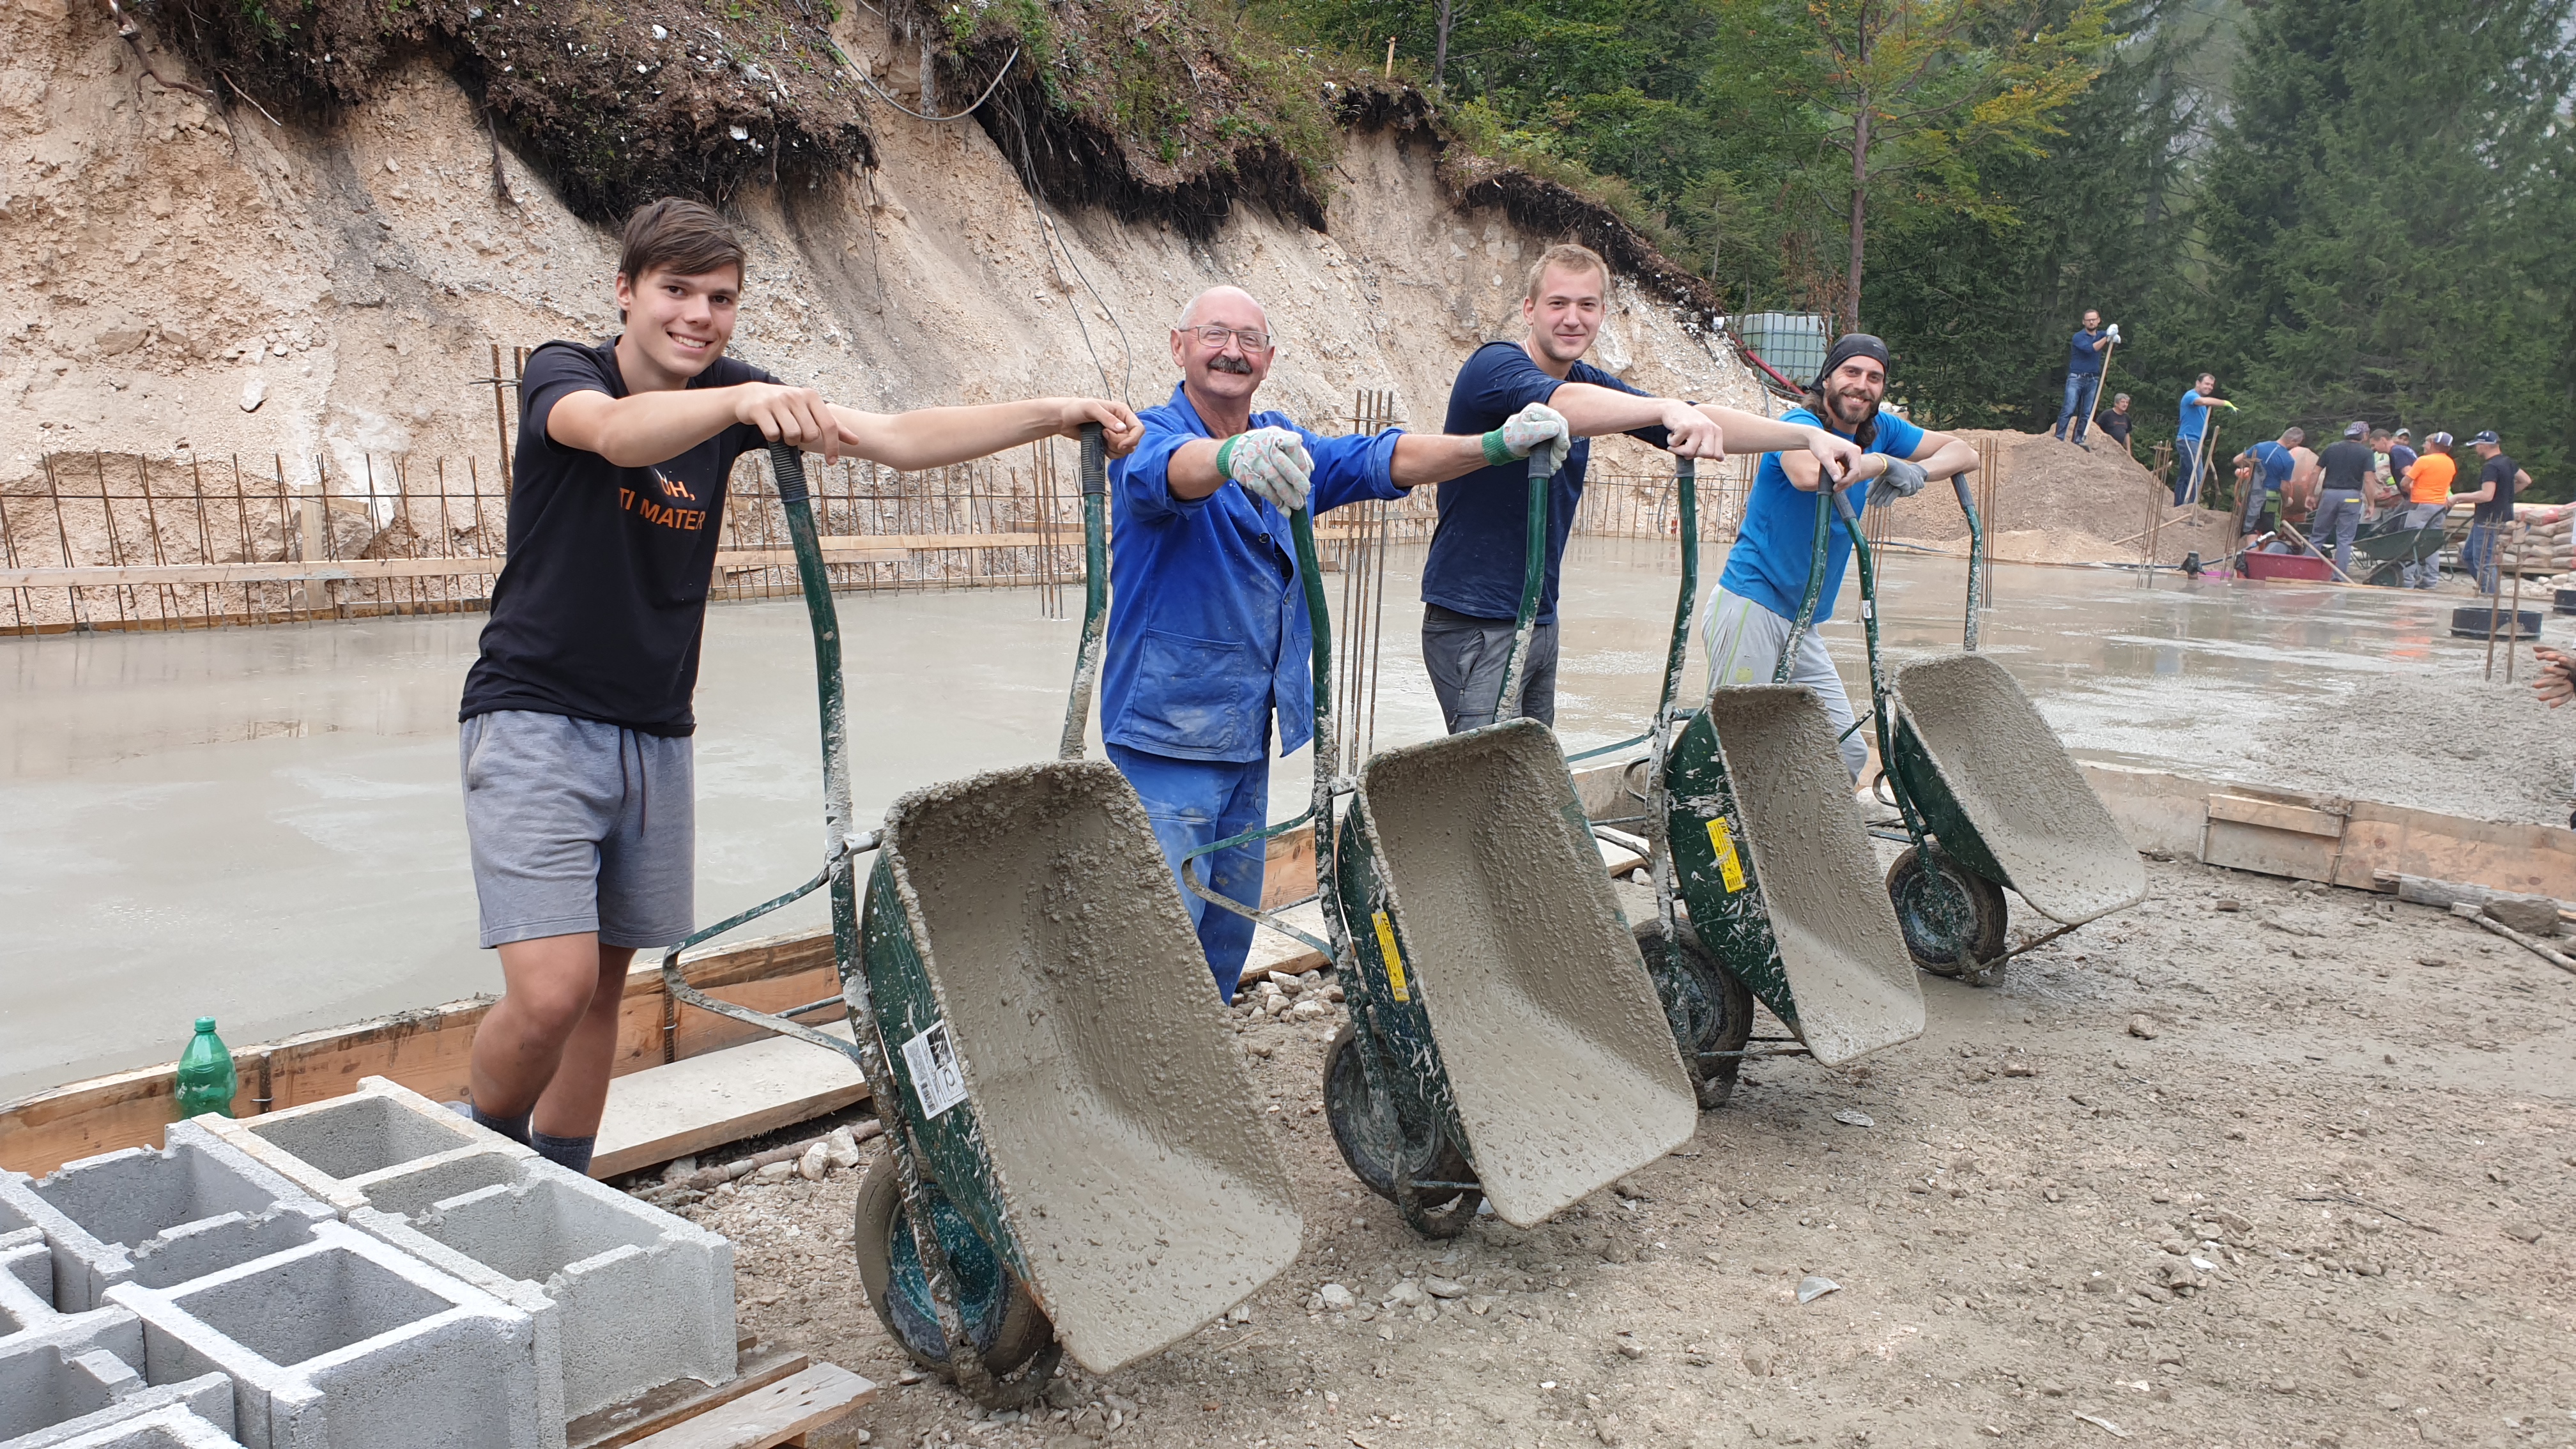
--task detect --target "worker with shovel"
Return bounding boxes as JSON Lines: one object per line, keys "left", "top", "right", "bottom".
{"left": 1701, "top": 334, "right": 1981, "bottom": 781}
{"left": 1420, "top": 243, "right": 1865, "bottom": 732}
{"left": 456, "top": 199, "right": 1145, "bottom": 1174}
{"left": 1103, "top": 285, "right": 1575, "bottom": 999}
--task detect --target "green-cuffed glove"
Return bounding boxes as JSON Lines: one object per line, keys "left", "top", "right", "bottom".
{"left": 1215, "top": 426, "right": 1315, "bottom": 512}
{"left": 1482, "top": 402, "right": 1571, "bottom": 476}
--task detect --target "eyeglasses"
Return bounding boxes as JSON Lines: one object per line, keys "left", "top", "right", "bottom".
{"left": 1184, "top": 325, "right": 1273, "bottom": 352}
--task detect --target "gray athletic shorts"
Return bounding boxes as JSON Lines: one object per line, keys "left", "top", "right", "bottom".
{"left": 460, "top": 710, "right": 695, "bottom": 949}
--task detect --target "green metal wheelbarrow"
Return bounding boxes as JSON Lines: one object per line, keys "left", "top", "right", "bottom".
{"left": 1183, "top": 454, "right": 1697, "bottom": 1238}
{"left": 1572, "top": 461, "right": 1920, "bottom": 1086}
{"left": 1830, "top": 483, "right": 2146, "bottom": 982}
{"left": 655, "top": 433, "right": 1301, "bottom": 1407}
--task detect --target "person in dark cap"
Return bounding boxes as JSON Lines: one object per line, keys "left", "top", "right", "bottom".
{"left": 2449, "top": 431, "right": 2531, "bottom": 595}
{"left": 1699, "top": 334, "right": 1980, "bottom": 781}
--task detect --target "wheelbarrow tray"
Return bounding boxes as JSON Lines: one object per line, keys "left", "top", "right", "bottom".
{"left": 865, "top": 760, "right": 1301, "bottom": 1376}
{"left": 1665, "top": 686, "right": 1922, "bottom": 1064}
{"left": 1345, "top": 719, "right": 1695, "bottom": 1227}
{"left": 1889, "top": 654, "right": 2145, "bottom": 926}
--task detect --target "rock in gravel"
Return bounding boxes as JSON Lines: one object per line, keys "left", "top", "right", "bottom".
{"left": 1796, "top": 1275, "right": 1841, "bottom": 1304}
{"left": 1614, "top": 1336, "right": 1646, "bottom": 1359}
{"left": 1319, "top": 1283, "right": 1356, "bottom": 1309}
{"left": 1291, "top": 999, "right": 1327, "bottom": 1021}
{"left": 1740, "top": 1342, "right": 1775, "bottom": 1377}
{"left": 2503, "top": 1221, "right": 2545, "bottom": 1243}
{"left": 1614, "top": 1176, "right": 1649, "bottom": 1199}
{"left": 1424, "top": 1276, "right": 1467, "bottom": 1299}
{"left": 756, "top": 1160, "right": 795, "bottom": 1181}
{"left": 797, "top": 1144, "right": 829, "bottom": 1181}
{"left": 1833, "top": 1108, "right": 1875, "bottom": 1128}
{"left": 2481, "top": 896, "right": 2560, "bottom": 936}
{"left": 824, "top": 1127, "right": 862, "bottom": 1169}
{"left": 1388, "top": 1280, "right": 1429, "bottom": 1308}
{"left": 2126, "top": 1015, "right": 2161, "bottom": 1040}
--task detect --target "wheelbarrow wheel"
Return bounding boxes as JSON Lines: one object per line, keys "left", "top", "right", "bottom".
{"left": 1886, "top": 846, "right": 2007, "bottom": 979}
{"left": 1637, "top": 917, "right": 1756, "bottom": 1109}
{"left": 854, "top": 1153, "right": 1054, "bottom": 1379}
{"left": 1322, "top": 1024, "right": 1483, "bottom": 1238}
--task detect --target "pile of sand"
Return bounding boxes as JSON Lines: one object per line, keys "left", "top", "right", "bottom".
{"left": 1871, "top": 429, "right": 2227, "bottom": 566}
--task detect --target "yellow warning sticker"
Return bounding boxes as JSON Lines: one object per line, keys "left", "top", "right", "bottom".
{"left": 1705, "top": 818, "right": 1747, "bottom": 892}
{"left": 1372, "top": 910, "right": 1411, "bottom": 1002}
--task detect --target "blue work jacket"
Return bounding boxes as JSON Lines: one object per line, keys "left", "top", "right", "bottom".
{"left": 1103, "top": 383, "right": 1405, "bottom": 764}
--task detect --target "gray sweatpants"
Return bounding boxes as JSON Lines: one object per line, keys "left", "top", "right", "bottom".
{"left": 1699, "top": 585, "right": 1868, "bottom": 782}
{"left": 2310, "top": 491, "right": 2363, "bottom": 576}
{"left": 2399, "top": 502, "right": 2446, "bottom": 588}
{"left": 1422, "top": 604, "right": 1560, "bottom": 733}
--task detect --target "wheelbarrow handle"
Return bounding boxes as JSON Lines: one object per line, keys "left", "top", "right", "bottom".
{"left": 1491, "top": 450, "right": 1553, "bottom": 723}
{"left": 1951, "top": 473, "right": 1982, "bottom": 653}
{"left": 1777, "top": 486, "right": 1833, "bottom": 684}
{"left": 1057, "top": 422, "right": 1109, "bottom": 760}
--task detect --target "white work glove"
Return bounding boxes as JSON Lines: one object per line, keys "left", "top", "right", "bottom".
{"left": 2104, "top": 323, "right": 2122, "bottom": 344}
{"left": 1215, "top": 426, "right": 1314, "bottom": 512}
{"left": 1484, "top": 402, "right": 1571, "bottom": 477}
{"left": 1867, "top": 455, "right": 1928, "bottom": 509}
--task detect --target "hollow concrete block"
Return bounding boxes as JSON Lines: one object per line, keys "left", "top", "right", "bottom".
{"left": 1, "top": 1228, "right": 53, "bottom": 1324}
{"left": 348, "top": 1162, "right": 734, "bottom": 1426}
{"left": 0, "top": 1305, "right": 232, "bottom": 1449}
{"left": 181, "top": 1078, "right": 529, "bottom": 1216}
{"left": 105, "top": 1221, "right": 543, "bottom": 1449}
{"left": 0, "top": 1137, "right": 332, "bottom": 1314}
{"left": 20, "top": 1404, "right": 247, "bottom": 1449}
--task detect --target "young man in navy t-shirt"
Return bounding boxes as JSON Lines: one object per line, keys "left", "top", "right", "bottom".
{"left": 1702, "top": 335, "right": 1981, "bottom": 781}
{"left": 1419, "top": 243, "right": 1862, "bottom": 732}
{"left": 456, "top": 199, "right": 1140, "bottom": 1173}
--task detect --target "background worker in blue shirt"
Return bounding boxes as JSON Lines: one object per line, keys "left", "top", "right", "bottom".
{"left": 2050, "top": 309, "right": 2116, "bottom": 447}
{"left": 2234, "top": 426, "right": 2306, "bottom": 548}
{"left": 1106, "top": 285, "right": 1572, "bottom": 1000}
{"left": 1701, "top": 334, "right": 1982, "bottom": 781}
{"left": 2174, "top": 372, "right": 2235, "bottom": 505}
{"left": 1421, "top": 243, "right": 1862, "bottom": 732}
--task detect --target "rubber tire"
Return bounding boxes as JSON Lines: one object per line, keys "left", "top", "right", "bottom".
{"left": 1322, "top": 1025, "right": 1483, "bottom": 1238}
{"left": 1638, "top": 917, "right": 1756, "bottom": 1109}
{"left": 1885, "top": 846, "right": 2009, "bottom": 979}
{"left": 853, "top": 1154, "right": 1052, "bottom": 1377}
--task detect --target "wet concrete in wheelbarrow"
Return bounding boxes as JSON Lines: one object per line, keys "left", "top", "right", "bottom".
{"left": 665, "top": 854, "right": 2576, "bottom": 1449}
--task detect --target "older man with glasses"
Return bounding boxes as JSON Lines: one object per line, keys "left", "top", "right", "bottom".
{"left": 1103, "top": 285, "right": 1572, "bottom": 1000}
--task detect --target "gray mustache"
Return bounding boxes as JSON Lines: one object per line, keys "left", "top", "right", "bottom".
{"left": 1209, "top": 355, "right": 1255, "bottom": 375}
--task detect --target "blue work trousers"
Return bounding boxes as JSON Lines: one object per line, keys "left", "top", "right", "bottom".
{"left": 1107, "top": 743, "right": 1267, "bottom": 1003}
{"left": 2053, "top": 373, "right": 2102, "bottom": 444}
{"left": 2173, "top": 438, "right": 2206, "bottom": 506}
{"left": 2465, "top": 522, "right": 2504, "bottom": 596}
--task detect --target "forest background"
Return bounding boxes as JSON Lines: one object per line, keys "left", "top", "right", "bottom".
{"left": 1254, "top": 0, "right": 2576, "bottom": 497}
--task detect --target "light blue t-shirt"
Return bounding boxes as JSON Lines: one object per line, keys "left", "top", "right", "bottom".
{"left": 2177, "top": 388, "right": 2211, "bottom": 441}
{"left": 1717, "top": 405, "right": 1928, "bottom": 625}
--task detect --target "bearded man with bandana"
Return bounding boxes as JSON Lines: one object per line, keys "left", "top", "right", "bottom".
{"left": 1698, "top": 334, "right": 1982, "bottom": 783}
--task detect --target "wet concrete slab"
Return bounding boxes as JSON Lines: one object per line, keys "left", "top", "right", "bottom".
{"left": 2, "top": 537, "right": 2558, "bottom": 1099}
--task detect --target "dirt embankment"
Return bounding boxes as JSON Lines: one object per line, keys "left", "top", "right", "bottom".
{"left": 662, "top": 856, "right": 2576, "bottom": 1449}
{"left": 3, "top": 0, "right": 1761, "bottom": 493}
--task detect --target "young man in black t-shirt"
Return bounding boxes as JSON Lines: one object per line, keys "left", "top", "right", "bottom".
{"left": 2450, "top": 430, "right": 2533, "bottom": 595}
{"left": 457, "top": 199, "right": 1140, "bottom": 1173}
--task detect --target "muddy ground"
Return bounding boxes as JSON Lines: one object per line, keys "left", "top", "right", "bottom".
{"left": 645, "top": 855, "right": 2576, "bottom": 1448}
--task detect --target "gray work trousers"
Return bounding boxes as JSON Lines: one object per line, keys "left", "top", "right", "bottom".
{"left": 1422, "top": 604, "right": 1560, "bottom": 733}
{"left": 2398, "top": 502, "right": 2446, "bottom": 588}
{"left": 2309, "top": 491, "right": 2363, "bottom": 576}
{"left": 1699, "top": 584, "right": 1868, "bottom": 782}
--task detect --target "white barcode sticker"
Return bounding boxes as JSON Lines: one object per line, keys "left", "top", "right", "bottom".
{"left": 900, "top": 1021, "right": 969, "bottom": 1119}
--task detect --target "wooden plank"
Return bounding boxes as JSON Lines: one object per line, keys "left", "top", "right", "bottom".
{"left": 1260, "top": 828, "right": 1317, "bottom": 910}
{"left": 2202, "top": 816, "right": 2344, "bottom": 883}
{"left": 569, "top": 1350, "right": 811, "bottom": 1449}
{"left": 630, "top": 1364, "right": 874, "bottom": 1449}
{"left": 2206, "top": 793, "right": 2347, "bottom": 837}
{"left": 590, "top": 1021, "right": 868, "bottom": 1180}
{"left": 2333, "top": 801, "right": 2576, "bottom": 899}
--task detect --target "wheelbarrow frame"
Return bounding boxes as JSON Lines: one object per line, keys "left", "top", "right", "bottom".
{"left": 645, "top": 433, "right": 1121, "bottom": 1409}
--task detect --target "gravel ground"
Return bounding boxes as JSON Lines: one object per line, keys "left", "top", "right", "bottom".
{"left": 643, "top": 858, "right": 2576, "bottom": 1449}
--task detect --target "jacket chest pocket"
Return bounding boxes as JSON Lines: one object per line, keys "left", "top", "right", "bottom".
{"left": 1114, "top": 628, "right": 1265, "bottom": 756}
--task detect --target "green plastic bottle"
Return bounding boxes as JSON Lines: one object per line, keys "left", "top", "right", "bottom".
{"left": 174, "top": 1018, "right": 238, "bottom": 1120}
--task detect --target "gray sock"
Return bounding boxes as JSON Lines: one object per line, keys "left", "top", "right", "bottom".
{"left": 530, "top": 1131, "right": 595, "bottom": 1176}
{"left": 470, "top": 1104, "right": 532, "bottom": 1146}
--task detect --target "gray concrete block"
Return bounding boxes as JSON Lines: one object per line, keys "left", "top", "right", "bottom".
{"left": 348, "top": 1161, "right": 733, "bottom": 1425}
{"left": 186, "top": 1079, "right": 529, "bottom": 1216}
{"left": 0, "top": 1138, "right": 332, "bottom": 1314}
{"left": 20, "top": 1404, "right": 247, "bottom": 1449}
{"left": 0, "top": 1304, "right": 232, "bottom": 1449}
{"left": 106, "top": 1221, "right": 542, "bottom": 1449}
{"left": 337, "top": 1147, "right": 527, "bottom": 1222}
{"left": 2, "top": 1229, "right": 52, "bottom": 1322}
